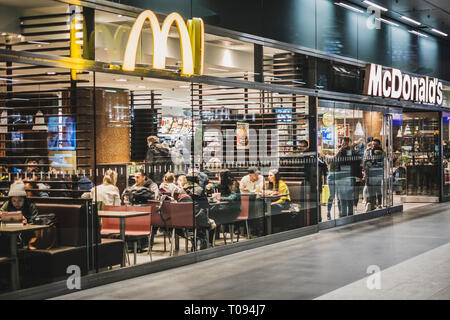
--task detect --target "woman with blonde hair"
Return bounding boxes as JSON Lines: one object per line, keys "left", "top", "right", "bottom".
{"left": 90, "top": 169, "right": 120, "bottom": 205}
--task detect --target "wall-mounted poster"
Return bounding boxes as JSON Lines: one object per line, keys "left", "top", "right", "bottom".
{"left": 236, "top": 122, "right": 249, "bottom": 150}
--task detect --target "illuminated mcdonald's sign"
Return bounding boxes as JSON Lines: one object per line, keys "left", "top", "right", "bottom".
{"left": 123, "top": 10, "right": 204, "bottom": 76}
{"left": 364, "top": 63, "right": 443, "bottom": 105}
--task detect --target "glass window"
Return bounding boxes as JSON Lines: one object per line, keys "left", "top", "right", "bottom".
{"left": 318, "top": 101, "right": 392, "bottom": 221}
{"left": 393, "top": 111, "right": 440, "bottom": 199}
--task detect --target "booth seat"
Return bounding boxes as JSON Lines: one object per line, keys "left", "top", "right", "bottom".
{"left": 5, "top": 202, "right": 124, "bottom": 288}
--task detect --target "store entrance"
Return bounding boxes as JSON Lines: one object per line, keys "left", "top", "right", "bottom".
{"left": 318, "top": 100, "right": 395, "bottom": 221}
{"left": 392, "top": 110, "right": 440, "bottom": 202}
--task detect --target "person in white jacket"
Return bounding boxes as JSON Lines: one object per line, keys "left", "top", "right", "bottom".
{"left": 90, "top": 170, "right": 121, "bottom": 206}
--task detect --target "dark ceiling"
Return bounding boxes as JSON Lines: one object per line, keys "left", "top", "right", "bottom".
{"left": 347, "top": 0, "right": 450, "bottom": 42}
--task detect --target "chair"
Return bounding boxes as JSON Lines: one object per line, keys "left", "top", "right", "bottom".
{"left": 101, "top": 205, "right": 152, "bottom": 264}
{"left": 100, "top": 205, "right": 125, "bottom": 236}
{"left": 165, "top": 201, "right": 196, "bottom": 255}
{"left": 148, "top": 199, "right": 172, "bottom": 252}
{"left": 220, "top": 195, "right": 250, "bottom": 244}
{"left": 123, "top": 206, "right": 152, "bottom": 263}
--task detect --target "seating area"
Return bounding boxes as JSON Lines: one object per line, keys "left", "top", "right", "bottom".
{"left": 0, "top": 200, "right": 124, "bottom": 291}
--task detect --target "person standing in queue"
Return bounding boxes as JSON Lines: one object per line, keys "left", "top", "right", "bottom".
{"left": 145, "top": 136, "right": 174, "bottom": 184}
{"left": 335, "top": 137, "right": 356, "bottom": 217}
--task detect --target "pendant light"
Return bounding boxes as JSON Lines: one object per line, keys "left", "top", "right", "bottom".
{"left": 404, "top": 124, "right": 412, "bottom": 135}
{"left": 354, "top": 121, "right": 364, "bottom": 136}
{"left": 396, "top": 126, "right": 403, "bottom": 138}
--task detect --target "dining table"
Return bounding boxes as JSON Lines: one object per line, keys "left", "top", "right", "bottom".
{"left": 240, "top": 192, "right": 288, "bottom": 235}
{"left": 97, "top": 210, "right": 150, "bottom": 267}
{"left": 0, "top": 223, "right": 50, "bottom": 290}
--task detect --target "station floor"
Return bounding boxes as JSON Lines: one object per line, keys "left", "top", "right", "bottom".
{"left": 53, "top": 202, "right": 450, "bottom": 300}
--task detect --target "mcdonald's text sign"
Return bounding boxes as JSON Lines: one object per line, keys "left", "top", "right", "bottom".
{"left": 363, "top": 63, "right": 443, "bottom": 105}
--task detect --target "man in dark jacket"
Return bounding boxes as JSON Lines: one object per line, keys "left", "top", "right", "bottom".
{"left": 146, "top": 136, "right": 173, "bottom": 183}
{"left": 122, "top": 170, "right": 159, "bottom": 205}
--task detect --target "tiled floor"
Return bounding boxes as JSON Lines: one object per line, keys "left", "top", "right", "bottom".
{"left": 54, "top": 201, "right": 450, "bottom": 300}
{"left": 115, "top": 226, "right": 251, "bottom": 267}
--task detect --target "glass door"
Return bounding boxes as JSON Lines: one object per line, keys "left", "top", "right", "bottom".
{"left": 383, "top": 113, "right": 394, "bottom": 209}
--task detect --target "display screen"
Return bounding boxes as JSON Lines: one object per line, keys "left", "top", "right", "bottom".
{"left": 275, "top": 108, "right": 292, "bottom": 122}
{"left": 48, "top": 116, "right": 76, "bottom": 151}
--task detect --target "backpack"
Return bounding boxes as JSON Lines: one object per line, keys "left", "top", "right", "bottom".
{"left": 28, "top": 214, "right": 58, "bottom": 250}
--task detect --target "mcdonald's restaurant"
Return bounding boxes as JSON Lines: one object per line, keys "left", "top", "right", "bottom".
{"left": 0, "top": 0, "right": 449, "bottom": 297}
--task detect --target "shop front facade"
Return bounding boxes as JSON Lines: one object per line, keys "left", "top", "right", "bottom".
{"left": 0, "top": 0, "right": 449, "bottom": 296}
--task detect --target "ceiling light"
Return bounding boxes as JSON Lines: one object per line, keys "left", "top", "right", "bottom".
{"left": 179, "top": 85, "right": 190, "bottom": 88}
{"left": 115, "top": 78, "right": 128, "bottom": 82}
{"left": 431, "top": 28, "right": 448, "bottom": 37}
{"left": 208, "top": 67, "right": 228, "bottom": 72}
{"left": 46, "top": 72, "right": 56, "bottom": 75}
{"left": 138, "top": 85, "right": 146, "bottom": 89}
{"left": 0, "top": 77, "right": 19, "bottom": 82}
{"left": 27, "top": 41, "right": 50, "bottom": 45}
{"left": 363, "top": 1, "right": 388, "bottom": 12}
{"left": 376, "top": 18, "right": 399, "bottom": 27}
{"left": 334, "top": 2, "right": 364, "bottom": 13}
{"left": 409, "top": 30, "right": 428, "bottom": 37}
{"left": 401, "top": 16, "right": 421, "bottom": 26}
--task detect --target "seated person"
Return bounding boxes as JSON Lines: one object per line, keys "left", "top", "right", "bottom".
{"left": 23, "top": 176, "right": 50, "bottom": 198}
{"left": 159, "top": 172, "right": 178, "bottom": 197}
{"left": 267, "top": 169, "right": 291, "bottom": 214}
{"left": 1, "top": 180, "right": 38, "bottom": 224}
{"left": 239, "top": 167, "right": 264, "bottom": 193}
{"left": 90, "top": 170, "right": 120, "bottom": 206}
{"left": 177, "top": 175, "right": 187, "bottom": 189}
{"left": 207, "top": 169, "right": 241, "bottom": 225}
{"left": 173, "top": 184, "right": 216, "bottom": 250}
{"left": 0, "top": 181, "right": 39, "bottom": 249}
{"left": 122, "top": 170, "right": 158, "bottom": 205}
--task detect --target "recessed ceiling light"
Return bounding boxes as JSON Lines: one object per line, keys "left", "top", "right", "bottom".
{"left": 138, "top": 85, "right": 146, "bottom": 89}
{"left": 115, "top": 78, "right": 128, "bottom": 82}
{"left": 363, "top": 1, "right": 388, "bottom": 12}
{"left": 409, "top": 30, "right": 428, "bottom": 37}
{"left": 334, "top": 2, "right": 364, "bottom": 13}
{"left": 46, "top": 72, "right": 56, "bottom": 75}
{"left": 431, "top": 28, "right": 448, "bottom": 37}
{"left": 401, "top": 16, "right": 421, "bottom": 26}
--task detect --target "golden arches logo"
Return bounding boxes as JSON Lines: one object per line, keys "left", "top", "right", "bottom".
{"left": 123, "top": 10, "right": 204, "bottom": 76}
